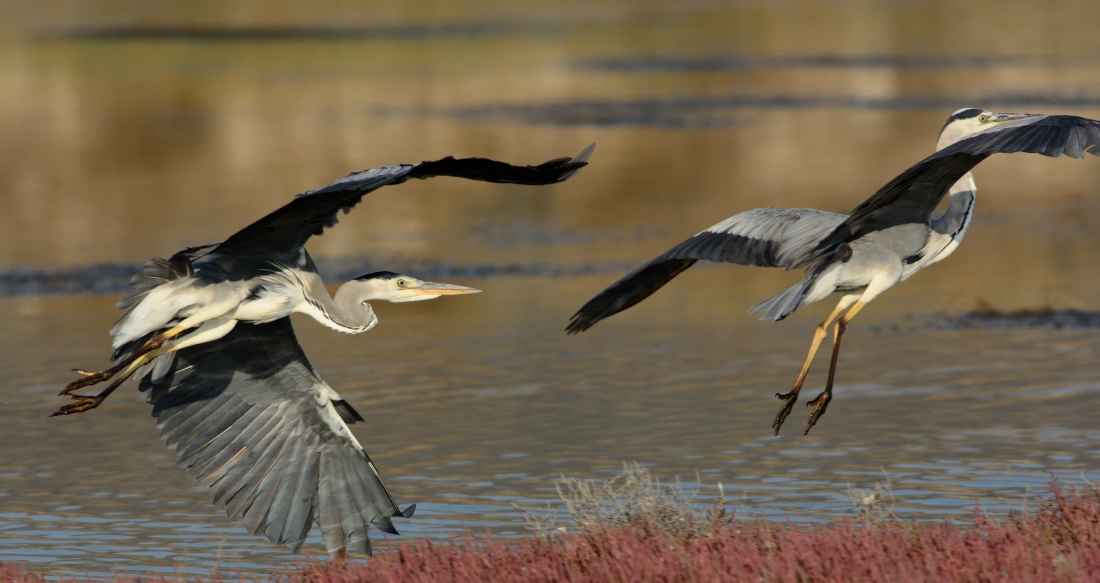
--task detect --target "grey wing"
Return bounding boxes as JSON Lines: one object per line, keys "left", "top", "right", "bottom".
{"left": 565, "top": 208, "right": 846, "bottom": 333}
{"left": 800, "top": 114, "right": 1100, "bottom": 266}
{"left": 138, "top": 317, "right": 412, "bottom": 556}
{"left": 212, "top": 144, "right": 594, "bottom": 260}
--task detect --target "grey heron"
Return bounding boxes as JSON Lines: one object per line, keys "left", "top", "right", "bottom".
{"left": 566, "top": 110, "right": 1100, "bottom": 435}
{"left": 51, "top": 144, "right": 592, "bottom": 555}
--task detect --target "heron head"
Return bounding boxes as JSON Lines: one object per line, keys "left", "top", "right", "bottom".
{"left": 351, "top": 271, "right": 481, "bottom": 303}
{"left": 936, "top": 108, "right": 1041, "bottom": 151}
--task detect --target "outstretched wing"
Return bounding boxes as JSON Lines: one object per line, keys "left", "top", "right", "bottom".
{"left": 798, "top": 114, "right": 1100, "bottom": 266}
{"left": 566, "top": 208, "right": 846, "bottom": 333}
{"left": 212, "top": 144, "right": 595, "bottom": 259}
{"left": 138, "top": 317, "right": 412, "bottom": 556}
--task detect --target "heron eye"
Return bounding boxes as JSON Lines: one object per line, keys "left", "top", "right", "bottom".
{"left": 397, "top": 279, "right": 406, "bottom": 287}
{"left": 978, "top": 114, "right": 990, "bottom": 122}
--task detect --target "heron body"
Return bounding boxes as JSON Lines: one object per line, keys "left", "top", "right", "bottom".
{"left": 53, "top": 145, "right": 593, "bottom": 556}
{"left": 110, "top": 249, "right": 381, "bottom": 354}
{"left": 567, "top": 109, "right": 1100, "bottom": 434}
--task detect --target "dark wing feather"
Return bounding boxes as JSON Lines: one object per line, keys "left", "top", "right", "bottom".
{"left": 212, "top": 144, "right": 594, "bottom": 260}
{"left": 139, "top": 317, "right": 405, "bottom": 555}
{"left": 799, "top": 115, "right": 1100, "bottom": 266}
{"left": 566, "top": 208, "right": 845, "bottom": 333}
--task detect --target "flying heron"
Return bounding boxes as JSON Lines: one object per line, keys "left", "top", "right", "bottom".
{"left": 52, "top": 144, "right": 593, "bottom": 555}
{"left": 566, "top": 110, "right": 1100, "bottom": 435}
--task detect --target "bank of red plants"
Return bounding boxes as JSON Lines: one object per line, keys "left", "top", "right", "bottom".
{"left": 5, "top": 483, "right": 1100, "bottom": 582}
{"left": 300, "top": 483, "right": 1100, "bottom": 583}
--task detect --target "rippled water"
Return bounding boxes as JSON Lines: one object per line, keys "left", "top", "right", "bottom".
{"left": 2, "top": 0, "right": 1100, "bottom": 576}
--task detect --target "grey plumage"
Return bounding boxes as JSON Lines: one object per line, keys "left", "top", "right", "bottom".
{"left": 568, "top": 113, "right": 1100, "bottom": 334}
{"left": 801, "top": 115, "right": 1100, "bottom": 266}
{"left": 901, "top": 185, "right": 976, "bottom": 282}
{"left": 566, "top": 111, "right": 1100, "bottom": 435}
{"left": 56, "top": 146, "right": 593, "bottom": 554}
{"left": 140, "top": 317, "right": 406, "bottom": 554}
{"left": 565, "top": 208, "right": 846, "bottom": 332}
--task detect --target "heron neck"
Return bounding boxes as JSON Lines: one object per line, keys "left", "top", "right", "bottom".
{"left": 303, "top": 278, "right": 375, "bottom": 334}
{"left": 931, "top": 172, "right": 977, "bottom": 237}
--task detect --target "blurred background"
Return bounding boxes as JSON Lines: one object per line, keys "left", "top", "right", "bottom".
{"left": 2, "top": 0, "right": 1100, "bottom": 575}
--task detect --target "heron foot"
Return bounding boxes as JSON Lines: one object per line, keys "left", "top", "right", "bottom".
{"left": 804, "top": 390, "right": 832, "bottom": 435}
{"left": 52, "top": 371, "right": 129, "bottom": 417}
{"left": 61, "top": 334, "right": 170, "bottom": 395}
{"left": 49, "top": 395, "right": 105, "bottom": 416}
{"left": 772, "top": 391, "right": 799, "bottom": 435}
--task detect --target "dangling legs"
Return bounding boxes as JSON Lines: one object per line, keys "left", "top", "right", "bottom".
{"left": 772, "top": 294, "right": 860, "bottom": 435}
{"left": 804, "top": 299, "right": 868, "bottom": 435}
{"left": 63, "top": 294, "right": 244, "bottom": 394}
{"left": 61, "top": 324, "right": 194, "bottom": 394}
{"left": 51, "top": 319, "right": 237, "bottom": 416}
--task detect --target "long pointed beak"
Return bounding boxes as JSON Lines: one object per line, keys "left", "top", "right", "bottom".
{"left": 413, "top": 281, "right": 481, "bottom": 296}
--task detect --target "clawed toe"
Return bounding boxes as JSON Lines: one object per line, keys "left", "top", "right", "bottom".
{"left": 804, "top": 390, "right": 832, "bottom": 435}
{"left": 49, "top": 396, "right": 103, "bottom": 417}
{"left": 60, "top": 371, "right": 113, "bottom": 395}
{"left": 772, "top": 391, "right": 799, "bottom": 435}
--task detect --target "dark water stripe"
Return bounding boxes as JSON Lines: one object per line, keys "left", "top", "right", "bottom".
{"left": 575, "top": 54, "right": 1091, "bottom": 73}
{"left": 36, "top": 22, "right": 524, "bottom": 42}
{"left": 0, "top": 259, "right": 641, "bottom": 297}
{"left": 914, "top": 309, "right": 1100, "bottom": 330}
{"left": 5, "top": 261, "right": 1097, "bottom": 330}
{"left": 442, "top": 93, "right": 1100, "bottom": 127}
{"left": 321, "top": 258, "right": 641, "bottom": 283}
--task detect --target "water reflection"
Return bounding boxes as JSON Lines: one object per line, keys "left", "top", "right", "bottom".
{"left": 575, "top": 54, "right": 1095, "bottom": 72}
{"left": 2, "top": 0, "right": 1100, "bottom": 576}
{"left": 443, "top": 93, "right": 1100, "bottom": 128}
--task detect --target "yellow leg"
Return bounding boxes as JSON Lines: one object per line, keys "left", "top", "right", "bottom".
{"left": 840, "top": 300, "right": 867, "bottom": 326}
{"left": 115, "top": 347, "right": 168, "bottom": 384}
{"left": 772, "top": 294, "right": 859, "bottom": 434}
{"left": 804, "top": 300, "right": 867, "bottom": 434}
{"left": 53, "top": 319, "right": 237, "bottom": 417}
{"left": 50, "top": 347, "right": 172, "bottom": 417}
{"left": 63, "top": 325, "right": 192, "bottom": 394}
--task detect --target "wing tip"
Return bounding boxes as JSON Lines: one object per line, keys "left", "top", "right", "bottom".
{"left": 565, "top": 307, "right": 599, "bottom": 334}
{"left": 564, "top": 321, "right": 591, "bottom": 335}
{"left": 573, "top": 142, "right": 596, "bottom": 165}
{"left": 545, "top": 142, "right": 596, "bottom": 183}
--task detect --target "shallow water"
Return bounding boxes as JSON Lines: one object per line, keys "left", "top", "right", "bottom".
{"left": 2, "top": 0, "right": 1100, "bottom": 576}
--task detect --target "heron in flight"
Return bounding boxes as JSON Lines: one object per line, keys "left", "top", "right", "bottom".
{"left": 566, "top": 110, "right": 1100, "bottom": 435}
{"left": 52, "top": 144, "right": 592, "bottom": 555}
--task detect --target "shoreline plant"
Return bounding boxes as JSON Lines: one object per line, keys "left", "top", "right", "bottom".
{"left": 5, "top": 468, "right": 1100, "bottom": 582}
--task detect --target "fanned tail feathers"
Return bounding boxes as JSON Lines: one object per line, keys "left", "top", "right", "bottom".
{"left": 110, "top": 249, "right": 205, "bottom": 361}
{"left": 117, "top": 252, "right": 197, "bottom": 310}
{"left": 749, "top": 273, "right": 817, "bottom": 321}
